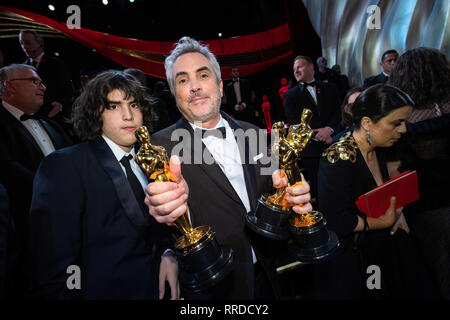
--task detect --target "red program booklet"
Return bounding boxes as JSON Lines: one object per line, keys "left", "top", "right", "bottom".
{"left": 355, "top": 170, "right": 419, "bottom": 218}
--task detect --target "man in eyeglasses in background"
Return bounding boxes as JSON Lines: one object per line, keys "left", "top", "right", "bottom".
{"left": 0, "top": 63, "right": 72, "bottom": 298}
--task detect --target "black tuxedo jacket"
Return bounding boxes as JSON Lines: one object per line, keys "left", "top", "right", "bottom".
{"left": 29, "top": 138, "right": 168, "bottom": 299}
{"left": 0, "top": 103, "right": 72, "bottom": 245}
{"left": 224, "top": 78, "right": 255, "bottom": 123}
{"left": 25, "top": 54, "right": 73, "bottom": 119}
{"left": 151, "top": 112, "right": 280, "bottom": 299}
{"left": 363, "top": 72, "right": 388, "bottom": 87}
{"left": 0, "top": 183, "right": 20, "bottom": 299}
{"left": 283, "top": 81, "right": 341, "bottom": 158}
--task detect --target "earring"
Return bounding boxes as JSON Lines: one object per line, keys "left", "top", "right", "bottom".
{"left": 366, "top": 130, "right": 372, "bottom": 144}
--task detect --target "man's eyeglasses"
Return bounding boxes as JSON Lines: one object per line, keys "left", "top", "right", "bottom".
{"left": 9, "top": 77, "right": 46, "bottom": 87}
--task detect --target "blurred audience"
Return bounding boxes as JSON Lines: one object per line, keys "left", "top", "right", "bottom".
{"left": 364, "top": 49, "right": 398, "bottom": 87}
{"left": 331, "top": 64, "right": 351, "bottom": 100}
{"left": 224, "top": 66, "right": 259, "bottom": 125}
{"left": 19, "top": 30, "right": 74, "bottom": 131}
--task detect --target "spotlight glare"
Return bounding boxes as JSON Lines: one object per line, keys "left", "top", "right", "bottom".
{"left": 48, "top": 4, "right": 55, "bottom": 11}
{"left": 102, "top": 0, "right": 108, "bottom": 5}
{"left": 218, "top": 32, "right": 222, "bottom": 37}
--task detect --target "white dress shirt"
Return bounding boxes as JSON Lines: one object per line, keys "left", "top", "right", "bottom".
{"left": 304, "top": 80, "right": 317, "bottom": 104}
{"left": 190, "top": 116, "right": 257, "bottom": 263}
{"left": 2, "top": 101, "right": 56, "bottom": 156}
{"left": 102, "top": 135, "right": 148, "bottom": 191}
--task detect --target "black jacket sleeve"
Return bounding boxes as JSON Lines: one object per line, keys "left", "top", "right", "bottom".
{"left": 318, "top": 157, "right": 359, "bottom": 237}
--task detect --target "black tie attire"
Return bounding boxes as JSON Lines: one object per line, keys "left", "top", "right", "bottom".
{"left": 20, "top": 113, "right": 41, "bottom": 121}
{"left": 120, "top": 154, "right": 146, "bottom": 215}
{"left": 304, "top": 81, "right": 316, "bottom": 88}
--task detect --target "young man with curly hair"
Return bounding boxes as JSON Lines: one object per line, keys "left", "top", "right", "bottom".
{"left": 28, "top": 70, "right": 179, "bottom": 300}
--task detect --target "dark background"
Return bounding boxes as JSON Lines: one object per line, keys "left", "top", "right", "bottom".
{"left": 0, "top": 0, "right": 322, "bottom": 123}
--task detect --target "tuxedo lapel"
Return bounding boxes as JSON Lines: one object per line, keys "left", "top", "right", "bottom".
{"left": 298, "top": 85, "right": 319, "bottom": 118}
{"left": 39, "top": 119, "right": 65, "bottom": 149}
{"left": 89, "top": 138, "right": 149, "bottom": 237}
{"left": 0, "top": 106, "right": 43, "bottom": 157}
{"left": 177, "top": 118, "right": 243, "bottom": 207}
{"left": 300, "top": 84, "right": 317, "bottom": 107}
{"left": 315, "top": 82, "right": 323, "bottom": 117}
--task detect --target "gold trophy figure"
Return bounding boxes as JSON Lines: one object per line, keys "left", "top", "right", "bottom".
{"left": 135, "top": 126, "right": 234, "bottom": 291}
{"left": 247, "top": 109, "right": 340, "bottom": 262}
{"left": 247, "top": 109, "right": 317, "bottom": 240}
{"left": 266, "top": 110, "right": 315, "bottom": 211}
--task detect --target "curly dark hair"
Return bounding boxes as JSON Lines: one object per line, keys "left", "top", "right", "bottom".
{"left": 71, "top": 70, "right": 155, "bottom": 141}
{"left": 389, "top": 47, "right": 450, "bottom": 108}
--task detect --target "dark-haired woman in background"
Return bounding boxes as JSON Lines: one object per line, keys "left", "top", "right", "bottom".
{"left": 389, "top": 47, "right": 450, "bottom": 299}
{"left": 315, "top": 84, "right": 433, "bottom": 299}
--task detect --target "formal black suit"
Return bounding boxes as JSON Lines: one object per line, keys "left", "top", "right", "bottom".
{"left": 151, "top": 112, "right": 280, "bottom": 299}
{"left": 29, "top": 138, "right": 169, "bottom": 299}
{"left": 0, "top": 103, "right": 72, "bottom": 248}
{"left": 0, "top": 183, "right": 20, "bottom": 299}
{"left": 283, "top": 81, "right": 341, "bottom": 204}
{"left": 363, "top": 72, "right": 388, "bottom": 87}
{"left": 25, "top": 54, "right": 74, "bottom": 123}
{"left": 224, "top": 78, "right": 256, "bottom": 124}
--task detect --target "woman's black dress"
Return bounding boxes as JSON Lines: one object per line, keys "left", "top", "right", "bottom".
{"left": 314, "top": 132, "right": 433, "bottom": 299}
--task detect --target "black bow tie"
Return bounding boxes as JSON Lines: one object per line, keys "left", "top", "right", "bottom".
{"left": 232, "top": 79, "right": 239, "bottom": 83}
{"left": 303, "top": 81, "right": 316, "bottom": 88}
{"left": 20, "top": 113, "right": 41, "bottom": 121}
{"left": 196, "top": 127, "right": 227, "bottom": 139}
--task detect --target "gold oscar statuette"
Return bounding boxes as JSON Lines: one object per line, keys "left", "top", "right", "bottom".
{"left": 247, "top": 108, "right": 320, "bottom": 240}
{"left": 134, "top": 126, "right": 234, "bottom": 291}
{"left": 135, "top": 126, "right": 211, "bottom": 252}
{"left": 265, "top": 108, "right": 321, "bottom": 228}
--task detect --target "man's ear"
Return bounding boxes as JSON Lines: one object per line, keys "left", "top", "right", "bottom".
{"left": 3, "top": 80, "right": 13, "bottom": 93}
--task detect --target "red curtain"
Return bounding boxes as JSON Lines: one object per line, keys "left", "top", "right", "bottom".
{"left": 0, "top": 5, "right": 293, "bottom": 79}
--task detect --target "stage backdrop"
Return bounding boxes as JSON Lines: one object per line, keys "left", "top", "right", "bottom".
{"left": 0, "top": 5, "right": 294, "bottom": 80}
{"left": 302, "top": 0, "right": 450, "bottom": 85}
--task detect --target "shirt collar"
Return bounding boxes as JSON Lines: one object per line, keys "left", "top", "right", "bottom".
{"left": 32, "top": 52, "right": 45, "bottom": 64}
{"left": 189, "top": 115, "right": 226, "bottom": 131}
{"left": 102, "top": 134, "right": 136, "bottom": 162}
{"left": 2, "top": 101, "right": 25, "bottom": 121}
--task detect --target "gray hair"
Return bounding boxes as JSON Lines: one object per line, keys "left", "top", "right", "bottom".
{"left": 0, "top": 63, "right": 36, "bottom": 96}
{"left": 164, "top": 36, "right": 221, "bottom": 95}
{"left": 316, "top": 56, "right": 326, "bottom": 64}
